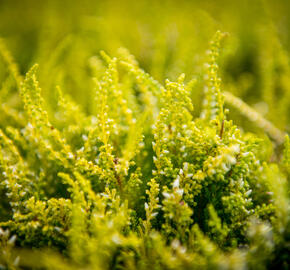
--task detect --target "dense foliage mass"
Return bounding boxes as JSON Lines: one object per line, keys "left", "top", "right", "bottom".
{"left": 0, "top": 0, "right": 289, "bottom": 269}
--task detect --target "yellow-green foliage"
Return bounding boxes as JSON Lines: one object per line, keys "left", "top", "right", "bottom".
{"left": 0, "top": 0, "right": 289, "bottom": 269}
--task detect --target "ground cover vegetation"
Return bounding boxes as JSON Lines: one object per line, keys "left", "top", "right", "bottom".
{"left": 0, "top": 0, "right": 289, "bottom": 269}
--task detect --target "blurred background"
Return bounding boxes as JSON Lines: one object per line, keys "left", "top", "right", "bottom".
{"left": 0, "top": 0, "right": 289, "bottom": 135}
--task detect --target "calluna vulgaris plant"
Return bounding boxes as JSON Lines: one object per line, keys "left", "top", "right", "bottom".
{"left": 0, "top": 1, "right": 290, "bottom": 269}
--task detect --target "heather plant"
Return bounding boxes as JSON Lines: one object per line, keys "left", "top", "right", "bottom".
{"left": 0, "top": 0, "right": 289, "bottom": 269}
